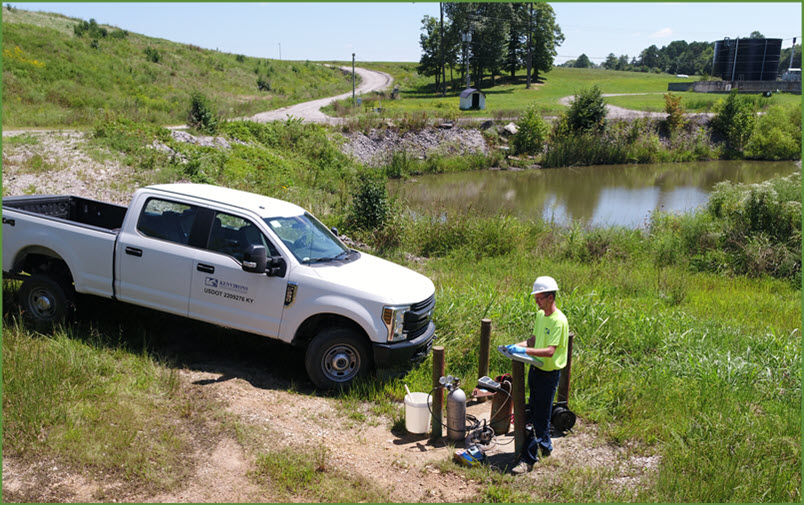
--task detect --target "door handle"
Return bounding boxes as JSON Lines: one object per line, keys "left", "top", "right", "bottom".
{"left": 125, "top": 247, "right": 143, "bottom": 257}
{"left": 197, "top": 263, "right": 215, "bottom": 274}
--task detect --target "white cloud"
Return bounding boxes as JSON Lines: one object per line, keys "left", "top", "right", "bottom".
{"left": 650, "top": 28, "right": 674, "bottom": 39}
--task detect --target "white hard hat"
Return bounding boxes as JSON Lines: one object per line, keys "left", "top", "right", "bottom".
{"left": 531, "top": 276, "right": 559, "bottom": 295}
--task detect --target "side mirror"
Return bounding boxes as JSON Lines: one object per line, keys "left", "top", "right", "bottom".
{"left": 267, "top": 255, "right": 287, "bottom": 277}
{"left": 242, "top": 245, "right": 267, "bottom": 274}
{"left": 330, "top": 227, "right": 339, "bottom": 237}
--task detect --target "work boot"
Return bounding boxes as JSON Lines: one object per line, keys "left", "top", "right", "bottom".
{"left": 540, "top": 445, "right": 552, "bottom": 458}
{"left": 511, "top": 460, "right": 534, "bottom": 475}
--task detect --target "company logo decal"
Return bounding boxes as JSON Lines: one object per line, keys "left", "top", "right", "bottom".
{"left": 203, "top": 276, "right": 253, "bottom": 304}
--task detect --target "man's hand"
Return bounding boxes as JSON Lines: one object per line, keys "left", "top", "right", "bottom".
{"left": 506, "top": 344, "right": 527, "bottom": 354}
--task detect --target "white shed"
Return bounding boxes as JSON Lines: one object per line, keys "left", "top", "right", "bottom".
{"left": 459, "top": 88, "right": 486, "bottom": 110}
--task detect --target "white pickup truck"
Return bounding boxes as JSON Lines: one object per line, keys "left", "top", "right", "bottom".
{"left": 2, "top": 183, "right": 436, "bottom": 389}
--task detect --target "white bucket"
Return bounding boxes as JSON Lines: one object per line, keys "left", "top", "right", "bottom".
{"left": 404, "top": 392, "right": 432, "bottom": 434}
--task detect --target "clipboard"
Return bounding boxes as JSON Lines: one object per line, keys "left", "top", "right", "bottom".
{"left": 497, "top": 345, "right": 544, "bottom": 368}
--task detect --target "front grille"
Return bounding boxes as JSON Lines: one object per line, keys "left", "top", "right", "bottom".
{"left": 411, "top": 294, "right": 435, "bottom": 313}
{"left": 404, "top": 294, "right": 435, "bottom": 340}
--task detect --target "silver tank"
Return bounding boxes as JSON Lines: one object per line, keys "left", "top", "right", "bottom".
{"left": 446, "top": 387, "right": 467, "bottom": 441}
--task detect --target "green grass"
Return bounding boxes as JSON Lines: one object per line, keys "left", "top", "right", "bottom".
{"left": 329, "top": 66, "right": 719, "bottom": 118}
{"left": 249, "top": 444, "right": 390, "bottom": 502}
{"left": 3, "top": 9, "right": 355, "bottom": 128}
{"left": 2, "top": 311, "right": 202, "bottom": 494}
{"left": 605, "top": 91, "right": 802, "bottom": 113}
{"left": 325, "top": 64, "right": 802, "bottom": 121}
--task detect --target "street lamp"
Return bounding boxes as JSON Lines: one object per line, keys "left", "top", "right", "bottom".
{"left": 462, "top": 32, "right": 472, "bottom": 89}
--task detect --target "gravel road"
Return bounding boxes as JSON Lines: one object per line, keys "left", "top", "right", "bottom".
{"left": 248, "top": 66, "right": 393, "bottom": 124}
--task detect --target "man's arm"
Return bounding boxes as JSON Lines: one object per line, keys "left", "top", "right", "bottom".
{"left": 513, "top": 337, "right": 556, "bottom": 357}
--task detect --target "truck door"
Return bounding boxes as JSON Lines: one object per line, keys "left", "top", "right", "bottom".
{"left": 188, "top": 210, "right": 287, "bottom": 338}
{"left": 116, "top": 197, "right": 199, "bottom": 316}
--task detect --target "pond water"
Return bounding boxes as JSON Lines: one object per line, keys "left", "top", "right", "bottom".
{"left": 389, "top": 160, "right": 800, "bottom": 228}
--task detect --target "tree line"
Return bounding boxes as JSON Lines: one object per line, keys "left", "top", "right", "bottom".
{"left": 418, "top": 3, "right": 564, "bottom": 93}
{"left": 560, "top": 31, "right": 802, "bottom": 78}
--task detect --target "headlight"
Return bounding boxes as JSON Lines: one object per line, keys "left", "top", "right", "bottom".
{"left": 382, "top": 305, "right": 409, "bottom": 342}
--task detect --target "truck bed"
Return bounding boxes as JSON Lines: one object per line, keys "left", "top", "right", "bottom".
{"left": 2, "top": 195, "right": 127, "bottom": 231}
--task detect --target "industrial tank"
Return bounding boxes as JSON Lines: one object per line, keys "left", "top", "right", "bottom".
{"left": 713, "top": 37, "right": 782, "bottom": 81}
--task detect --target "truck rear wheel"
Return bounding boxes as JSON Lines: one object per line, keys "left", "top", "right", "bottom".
{"left": 19, "top": 274, "right": 74, "bottom": 328}
{"left": 305, "top": 328, "right": 371, "bottom": 390}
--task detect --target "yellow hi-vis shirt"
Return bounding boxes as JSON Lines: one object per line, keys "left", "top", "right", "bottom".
{"left": 532, "top": 308, "right": 569, "bottom": 371}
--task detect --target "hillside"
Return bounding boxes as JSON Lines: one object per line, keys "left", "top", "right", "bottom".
{"left": 2, "top": 7, "right": 355, "bottom": 128}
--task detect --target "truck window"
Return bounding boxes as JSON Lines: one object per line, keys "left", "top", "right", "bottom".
{"left": 137, "top": 198, "right": 199, "bottom": 245}
{"left": 207, "top": 211, "right": 278, "bottom": 262}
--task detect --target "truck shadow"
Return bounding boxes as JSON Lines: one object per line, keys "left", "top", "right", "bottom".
{"left": 1, "top": 280, "right": 325, "bottom": 395}
{"left": 75, "top": 294, "right": 323, "bottom": 393}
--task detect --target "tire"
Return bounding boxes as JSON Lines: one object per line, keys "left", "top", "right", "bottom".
{"left": 19, "top": 274, "right": 74, "bottom": 328}
{"left": 304, "top": 327, "right": 371, "bottom": 390}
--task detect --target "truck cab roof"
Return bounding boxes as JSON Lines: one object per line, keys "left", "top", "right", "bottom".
{"left": 144, "top": 183, "right": 305, "bottom": 219}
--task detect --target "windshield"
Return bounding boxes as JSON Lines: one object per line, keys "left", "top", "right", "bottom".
{"left": 264, "top": 213, "right": 348, "bottom": 264}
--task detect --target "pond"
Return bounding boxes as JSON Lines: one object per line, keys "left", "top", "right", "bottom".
{"left": 388, "top": 160, "right": 800, "bottom": 228}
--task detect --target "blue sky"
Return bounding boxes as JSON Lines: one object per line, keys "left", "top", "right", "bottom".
{"left": 6, "top": 2, "right": 802, "bottom": 64}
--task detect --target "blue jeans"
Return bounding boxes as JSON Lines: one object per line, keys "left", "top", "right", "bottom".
{"left": 520, "top": 366, "right": 561, "bottom": 464}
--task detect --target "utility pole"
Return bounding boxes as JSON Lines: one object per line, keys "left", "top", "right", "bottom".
{"left": 279, "top": 43, "right": 282, "bottom": 61}
{"left": 526, "top": 3, "right": 533, "bottom": 89}
{"left": 440, "top": 3, "right": 446, "bottom": 97}
{"left": 463, "top": 30, "right": 472, "bottom": 89}
{"left": 352, "top": 52, "right": 356, "bottom": 107}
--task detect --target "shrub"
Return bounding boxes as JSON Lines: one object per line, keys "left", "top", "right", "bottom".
{"left": 73, "top": 19, "right": 108, "bottom": 39}
{"left": 744, "top": 104, "right": 802, "bottom": 160}
{"left": 566, "top": 85, "right": 607, "bottom": 133}
{"left": 711, "top": 90, "right": 757, "bottom": 152}
{"left": 348, "top": 171, "right": 390, "bottom": 231}
{"left": 512, "top": 104, "right": 549, "bottom": 155}
{"left": 664, "top": 92, "right": 687, "bottom": 133}
{"left": 186, "top": 92, "right": 220, "bottom": 134}
{"left": 256, "top": 76, "right": 271, "bottom": 92}
{"left": 144, "top": 47, "right": 162, "bottom": 64}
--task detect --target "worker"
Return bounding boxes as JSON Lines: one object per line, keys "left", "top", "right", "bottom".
{"left": 507, "top": 276, "right": 569, "bottom": 474}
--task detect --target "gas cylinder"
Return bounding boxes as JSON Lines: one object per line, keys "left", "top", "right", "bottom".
{"left": 489, "top": 374, "right": 513, "bottom": 435}
{"left": 446, "top": 386, "right": 467, "bottom": 441}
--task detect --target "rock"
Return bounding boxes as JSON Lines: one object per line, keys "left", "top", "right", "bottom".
{"left": 502, "top": 122, "right": 519, "bottom": 135}
{"left": 479, "top": 120, "right": 494, "bottom": 130}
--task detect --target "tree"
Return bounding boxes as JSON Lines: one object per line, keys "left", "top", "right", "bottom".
{"left": 418, "top": 15, "right": 443, "bottom": 90}
{"left": 603, "top": 53, "right": 618, "bottom": 70}
{"left": 430, "top": 2, "right": 564, "bottom": 89}
{"left": 527, "top": 3, "right": 564, "bottom": 82}
{"left": 573, "top": 53, "right": 592, "bottom": 68}
{"left": 639, "top": 44, "right": 661, "bottom": 69}
{"left": 749, "top": 31, "right": 765, "bottom": 39}
{"left": 778, "top": 43, "right": 801, "bottom": 74}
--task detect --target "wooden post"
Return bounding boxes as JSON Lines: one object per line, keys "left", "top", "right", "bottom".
{"left": 477, "top": 319, "right": 492, "bottom": 402}
{"left": 431, "top": 346, "right": 445, "bottom": 440}
{"left": 512, "top": 360, "right": 526, "bottom": 457}
{"left": 556, "top": 332, "right": 574, "bottom": 403}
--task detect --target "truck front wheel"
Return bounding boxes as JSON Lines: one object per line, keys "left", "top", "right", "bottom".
{"left": 305, "top": 328, "right": 371, "bottom": 390}
{"left": 19, "top": 274, "right": 74, "bottom": 328}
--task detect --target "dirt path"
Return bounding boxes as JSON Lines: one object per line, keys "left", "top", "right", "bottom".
{"left": 559, "top": 93, "right": 715, "bottom": 120}
{"left": 248, "top": 66, "right": 393, "bottom": 124}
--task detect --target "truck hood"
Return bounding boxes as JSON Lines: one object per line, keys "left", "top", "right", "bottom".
{"left": 302, "top": 252, "right": 434, "bottom": 305}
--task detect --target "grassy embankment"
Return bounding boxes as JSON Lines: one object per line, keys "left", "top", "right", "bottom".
{"left": 2, "top": 7, "right": 356, "bottom": 128}
{"left": 3, "top": 117, "right": 800, "bottom": 502}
